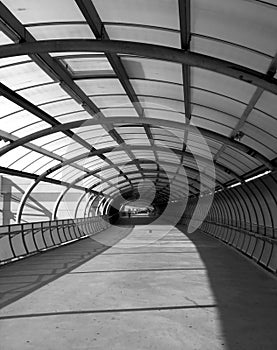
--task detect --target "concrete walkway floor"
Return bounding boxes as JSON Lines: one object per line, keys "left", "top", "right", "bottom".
{"left": 0, "top": 223, "right": 277, "bottom": 350}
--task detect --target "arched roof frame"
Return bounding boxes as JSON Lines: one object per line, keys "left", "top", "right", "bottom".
{"left": 0, "top": 0, "right": 276, "bottom": 223}
{"left": 1, "top": 40, "right": 277, "bottom": 94}
{"left": 0, "top": 117, "right": 273, "bottom": 170}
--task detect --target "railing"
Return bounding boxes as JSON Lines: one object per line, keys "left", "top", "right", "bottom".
{"left": 180, "top": 217, "right": 277, "bottom": 273}
{"left": 0, "top": 216, "right": 110, "bottom": 265}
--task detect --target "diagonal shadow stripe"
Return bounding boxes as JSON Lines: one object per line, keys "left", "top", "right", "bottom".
{"left": 0, "top": 304, "right": 218, "bottom": 320}
{"left": 69, "top": 267, "right": 206, "bottom": 274}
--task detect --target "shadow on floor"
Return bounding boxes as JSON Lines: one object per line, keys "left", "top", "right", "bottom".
{"left": 110, "top": 216, "right": 277, "bottom": 348}
{"left": 176, "top": 224, "right": 277, "bottom": 350}
{"left": 1, "top": 219, "right": 277, "bottom": 349}
{"left": 0, "top": 225, "right": 134, "bottom": 309}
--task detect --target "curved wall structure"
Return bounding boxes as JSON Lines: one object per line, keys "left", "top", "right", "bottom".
{"left": 0, "top": 216, "right": 110, "bottom": 265}
{"left": 182, "top": 171, "right": 277, "bottom": 273}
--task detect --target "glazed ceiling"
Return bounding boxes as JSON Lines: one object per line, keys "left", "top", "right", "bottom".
{"left": 0, "top": 0, "right": 276, "bottom": 205}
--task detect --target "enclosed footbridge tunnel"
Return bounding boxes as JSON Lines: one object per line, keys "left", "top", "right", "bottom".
{"left": 0, "top": 0, "right": 277, "bottom": 349}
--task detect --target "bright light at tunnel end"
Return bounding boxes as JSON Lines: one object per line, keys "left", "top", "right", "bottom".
{"left": 61, "top": 102, "right": 216, "bottom": 246}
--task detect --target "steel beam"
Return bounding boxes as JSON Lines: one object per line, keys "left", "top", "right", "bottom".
{"left": 14, "top": 144, "right": 227, "bottom": 223}
{"left": 0, "top": 116, "right": 273, "bottom": 170}
{"left": 75, "top": 0, "right": 157, "bottom": 173}
{"left": 0, "top": 2, "right": 132, "bottom": 188}
{"left": 1, "top": 40, "right": 277, "bottom": 94}
{"left": 0, "top": 129, "right": 99, "bottom": 176}
{"left": 214, "top": 51, "right": 277, "bottom": 162}
{"left": 0, "top": 82, "right": 94, "bottom": 151}
{"left": 0, "top": 166, "right": 88, "bottom": 192}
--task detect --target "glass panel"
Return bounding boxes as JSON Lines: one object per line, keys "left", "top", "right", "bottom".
{"left": 57, "top": 111, "right": 90, "bottom": 123}
{"left": 101, "top": 107, "right": 138, "bottom": 118}
{"left": 123, "top": 133, "right": 149, "bottom": 140}
{"left": 121, "top": 57, "right": 182, "bottom": 83}
{"left": 0, "top": 55, "right": 30, "bottom": 67}
{"left": 144, "top": 109, "right": 185, "bottom": 123}
{"left": 153, "top": 134, "right": 182, "bottom": 143}
{"left": 152, "top": 127, "right": 184, "bottom": 140}
{"left": 241, "top": 123, "right": 277, "bottom": 154}
{"left": 81, "top": 176, "right": 100, "bottom": 187}
{"left": 50, "top": 165, "right": 77, "bottom": 180}
{"left": 0, "top": 62, "right": 53, "bottom": 90}
{"left": 3, "top": 0, "right": 85, "bottom": 24}
{"left": 1, "top": 110, "right": 47, "bottom": 134}
{"left": 248, "top": 109, "right": 276, "bottom": 138}
{"left": 156, "top": 153, "right": 180, "bottom": 161}
{"left": 47, "top": 140, "right": 80, "bottom": 155}
{"left": 32, "top": 132, "right": 66, "bottom": 147}
{"left": 192, "top": 105, "right": 238, "bottom": 128}
{"left": 0, "top": 140, "right": 6, "bottom": 148}
{"left": 93, "top": 183, "right": 110, "bottom": 192}
{"left": 60, "top": 148, "right": 88, "bottom": 160}
{"left": 58, "top": 167, "right": 85, "bottom": 183}
{"left": 40, "top": 99, "right": 81, "bottom": 116}
{"left": 9, "top": 151, "right": 42, "bottom": 170}
{"left": 191, "top": 0, "right": 277, "bottom": 56}
{"left": 119, "top": 165, "right": 138, "bottom": 172}
{"left": 191, "top": 67, "right": 256, "bottom": 104}
{"left": 93, "top": 0, "right": 179, "bottom": 29}
{"left": 105, "top": 151, "right": 131, "bottom": 162}
{"left": 191, "top": 116, "right": 232, "bottom": 137}
{"left": 224, "top": 147, "right": 259, "bottom": 169}
{"left": 126, "top": 174, "right": 142, "bottom": 180}
{"left": 108, "top": 177, "right": 121, "bottom": 185}
{"left": 0, "top": 30, "right": 12, "bottom": 45}
{"left": 0, "top": 97, "right": 22, "bottom": 117}
{"left": 132, "top": 151, "right": 155, "bottom": 159}
{"left": 0, "top": 147, "right": 30, "bottom": 167}
{"left": 191, "top": 88, "right": 245, "bottom": 118}
{"left": 239, "top": 136, "right": 276, "bottom": 160}
{"left": 28, "top": 24, "right": 95, "bottom": 40}
{"left": 107, "top": 25, "right": 180, "bottom": 48}
{"left": 218, "top": 155, "right": 249, "bottom": 175}
{"left": 139, "top": 96, "right": 185, "bottom": 113}
{"left": 155, "top": 140, "right": 182, "bottom": 150}
{"left": 191, "top": 35, "right": 271, "bottom": 74}
{"left": 125, "top": 139, "right": 151, "bottom": 146}
{"left": 93, "top": 140, "right": 118, "bottom": 149}
{"left": 22, "top": 155, "right": 58, "bottom": 174}
{"left": 77, "top": 157, "right": 107, "bottom": 170}
{"left": 140, "top": 163, "right": 157, "bottom": 169}
{"left": 116, "top": 126, "right": 146, "bottom": 134}
{"left": 63, "top": 169, "right": 85, "bottom": 183}
{"left": 131, "top": 79, "right": 184, "bottom": 101}
{"left": 13, "top": 120, "right": 51, "bottom": 137}
{"left": 35, "top": 159, "right": 60, "bottom": 175}
{"left": 100, "top": 168, "right": 119, "bottom": 177}
{"left": 255, "top": 91, "right": 277, "bottom": 120}
{"left": 19, "top": 83, "right": 68, "bottom": 105}
{"left": 63, "top": 56, "right": 114, "bottom": 77}
{"left": 91, "top": 95, "right": 133, "bottom": 108}
{"left": 75, "top": 125, "right": 109, "bottom": 137}
{"left": 76, "top": 78, "right": 125, "bottom": 95}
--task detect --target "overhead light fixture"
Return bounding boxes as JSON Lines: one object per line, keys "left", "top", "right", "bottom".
{"left": 245, "top": 170, "right": 271, "bottom": 183}
{"left": 227, "top": 182, "right": 241, "bottom": 189}
{"left": 233, "top": 131, "right": 245, "bottom": 142}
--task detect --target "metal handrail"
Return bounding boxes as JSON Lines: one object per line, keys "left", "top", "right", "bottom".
{"left": 0, "top": 215, "right": 111, "bottom": 265}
